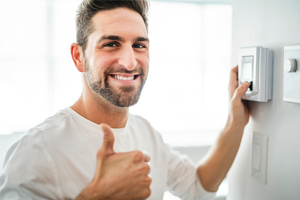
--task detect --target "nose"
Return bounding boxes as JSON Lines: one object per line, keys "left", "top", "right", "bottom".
{"left": 118, "top": 45, "right": 137, "bottom": 71}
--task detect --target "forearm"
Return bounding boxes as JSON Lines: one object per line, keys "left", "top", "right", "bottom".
{"left": 75, "top": 182, "right": 100, "bottom": 200}
{"left": 197, "top": 119, "right": 245, "bottom": 192}
{"left": 197, "top": 66, "right": 250, "bottom": 192}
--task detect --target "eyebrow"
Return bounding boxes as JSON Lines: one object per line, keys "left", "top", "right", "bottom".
{"left": 96, "top": 35, "right": 149, "bottom": 44}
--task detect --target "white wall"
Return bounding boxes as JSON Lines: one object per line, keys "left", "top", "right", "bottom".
{"left": 228, "top": 0, "right": 300, "bottom": 200}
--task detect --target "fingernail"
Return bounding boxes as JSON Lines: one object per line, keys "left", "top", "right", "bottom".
{"left": 243, "top": 81, "right": 250, "bottom": 89}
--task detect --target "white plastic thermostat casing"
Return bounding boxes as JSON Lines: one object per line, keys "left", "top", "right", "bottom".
{"left": 238, "top": 46, "right": 273, "bottom": 102}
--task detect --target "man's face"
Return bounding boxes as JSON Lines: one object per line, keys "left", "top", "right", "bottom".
{"left": 83, "top": 8, "right": 149, "bottom": 107}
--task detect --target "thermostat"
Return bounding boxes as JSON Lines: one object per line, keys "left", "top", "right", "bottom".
{"left": 238, "top": 46, "right": 273, "bottom": 102}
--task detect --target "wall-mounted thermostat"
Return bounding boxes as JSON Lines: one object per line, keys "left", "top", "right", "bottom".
{"left": 238, "top": 46, "right": 273, "bottom": 102}
{"left": 283, "top": 45, "right": 300, "bottom": 104}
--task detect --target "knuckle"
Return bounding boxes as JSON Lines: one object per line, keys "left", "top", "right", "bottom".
{"left": 139, "top": 163, "right": 151, "bottom": 175}
{"left": 96, "top": 149, "right": 103, "bottom": 159}
{"left": 132, "top": 150, "right": 143, "bottom": 162}
{"left": 145, "top": 176, "right": 152, "bottom": 185}
{"left": 238, "top": 86, "right": 245, "bottom": 93}
{"left": 230, "top": 99, "right": 238, "bottom": 109}
{"left": 235, "top": 87, "right": 244, "bottom": 96}
{"left": 142, "top": 187, "right": 151, "bottom": 199}
{"left": 230, "top": 98, "right": 235, "bottom": 105}
{"left": 142, "top": 162, "right": 150, "bottom": 170}
{"left": 231, "top": 96, "right": 238, "bottom": 104}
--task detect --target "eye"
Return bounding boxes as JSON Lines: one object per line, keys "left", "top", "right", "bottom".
{"left": 133, "top": 43, "right": 147, "bottom": 49}
{"left": 103, "top": 42, "right": 119, "bottom": 47}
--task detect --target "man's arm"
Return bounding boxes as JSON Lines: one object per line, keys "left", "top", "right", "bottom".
{"left": 0, "top": 135, "right": 62, "bottom": 200}
{"left": 197, "top": 66, "right": 250, "bottom": 192}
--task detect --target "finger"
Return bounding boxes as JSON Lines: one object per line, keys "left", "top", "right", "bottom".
{"left": 230, "top": 65, "right": 238, "bottom": 82}
{"left": 229, "top": 65, "right": 239, "bottom": 98}
{"left": 100, "top": 123, "right": 115, "bottom": 156}
{"left": 232, "top": 81, "right": 250, "bottom": 101}
{"left": 231, "top": 65, "right": 238, "bottom": 73}
{"left": 94, "top": 124, "right": 115, "bottom": 180}
{"left": 141, "top": 151, "right": 151, "bottom": 162}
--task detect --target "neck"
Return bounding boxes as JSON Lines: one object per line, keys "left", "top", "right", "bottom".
{"left": 71, "top": 90, "right": 129, "bottom": 129}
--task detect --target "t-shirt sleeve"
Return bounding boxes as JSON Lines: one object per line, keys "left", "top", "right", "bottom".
{"left": 165, "top": 143, "right": 216, "bottom": 200}
{"left": 0, "top": 135, "right": 62, "bottom": 200}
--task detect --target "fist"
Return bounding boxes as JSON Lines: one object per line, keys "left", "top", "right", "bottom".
{"left": 76, "top": 124, "right": 152, "bottom": 200}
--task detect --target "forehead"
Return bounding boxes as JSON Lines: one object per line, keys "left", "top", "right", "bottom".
{"left": 91, "top": 7, "right": 148, "bottom": 39}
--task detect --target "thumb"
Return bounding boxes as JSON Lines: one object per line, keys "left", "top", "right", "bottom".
{"left": 232, "top": 81, "right": 250, "bottom": 101}
{"left": 100, "top": 123, "right": 115, "bottom": 156}
{"left": 95, "top": 123, "right": 115, "bottom": 180}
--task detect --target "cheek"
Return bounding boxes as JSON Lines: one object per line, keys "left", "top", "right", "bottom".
{"left": 135, "top": 52, "right": 149, "bottom": 64}
{"left": 94, "top": 55, "right": 115, "bottom": 74}
{"left": 138, "top": 54, "right": 149, "bottom": 71}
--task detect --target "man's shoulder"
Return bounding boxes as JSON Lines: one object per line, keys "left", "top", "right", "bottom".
{"left": 26, "top": 108, "right": 72, "bottom": 136}
{"left": 21, "top": 108, "right": 83, "bottom": 147}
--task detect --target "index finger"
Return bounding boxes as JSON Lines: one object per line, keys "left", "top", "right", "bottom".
{"left": 230, "top": 65, "right": 238, "bottom": 82}
{"left": 229, "top": 65, "right": 239, "bottom": 99}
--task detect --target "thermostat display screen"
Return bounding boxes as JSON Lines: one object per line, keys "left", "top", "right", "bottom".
{"left": 242, "top": 56, "right": 254, "bottom": 80}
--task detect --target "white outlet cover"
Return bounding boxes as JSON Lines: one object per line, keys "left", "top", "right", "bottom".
{"left": 251, "top": 132, "right": 269, "bottom": 184}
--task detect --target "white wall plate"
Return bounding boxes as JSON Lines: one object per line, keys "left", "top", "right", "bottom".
{"left": 251, "top": 132, "right": 269, "bottom": 184}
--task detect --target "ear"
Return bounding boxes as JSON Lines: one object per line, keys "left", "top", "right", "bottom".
{"left": 70, "top": 43, "right": 85, "bottom": 72}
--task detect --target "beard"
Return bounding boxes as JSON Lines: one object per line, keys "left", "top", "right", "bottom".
{"left": 84, "top": 56, "right": 146, "bottom": 107}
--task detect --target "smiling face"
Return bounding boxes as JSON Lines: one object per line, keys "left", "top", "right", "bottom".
{"left": 83, "top": 8, "right": 149, "bottom": 107}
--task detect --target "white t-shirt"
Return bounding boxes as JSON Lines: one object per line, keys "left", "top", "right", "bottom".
{"left": 0, "top": 108, "right": 216, "bottom": 200}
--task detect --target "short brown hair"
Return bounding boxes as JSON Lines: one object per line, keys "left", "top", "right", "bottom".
{"left": 76, "top": 0, "right": 149, "bottom": 52}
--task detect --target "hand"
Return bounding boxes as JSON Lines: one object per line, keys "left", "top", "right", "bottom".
{"left": 227, "top": 65, "right": 250, "bottom": 129}
{"left": 76, "top": 124, "right": 152, "bottom": 200}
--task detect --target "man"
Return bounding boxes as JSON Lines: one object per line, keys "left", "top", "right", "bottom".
{"left": 0, "top": 0, "right": 250, "bottom": 199}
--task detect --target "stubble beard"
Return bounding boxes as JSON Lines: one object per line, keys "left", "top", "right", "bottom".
{"left": 84, "top": 56, "right": 146, "bottom": 107}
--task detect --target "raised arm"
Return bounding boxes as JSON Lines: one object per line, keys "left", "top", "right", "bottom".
{"left": 197, "top": 66, "right": 250, "bottom": 192}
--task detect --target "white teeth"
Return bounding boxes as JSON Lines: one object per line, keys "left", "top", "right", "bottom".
{"left": 114, "top": 75, "right": 134, "bottom": 80}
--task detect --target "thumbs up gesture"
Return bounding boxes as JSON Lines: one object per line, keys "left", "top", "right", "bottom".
{"left": 75, "top": 124, "right": 152, "bottom": 200}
